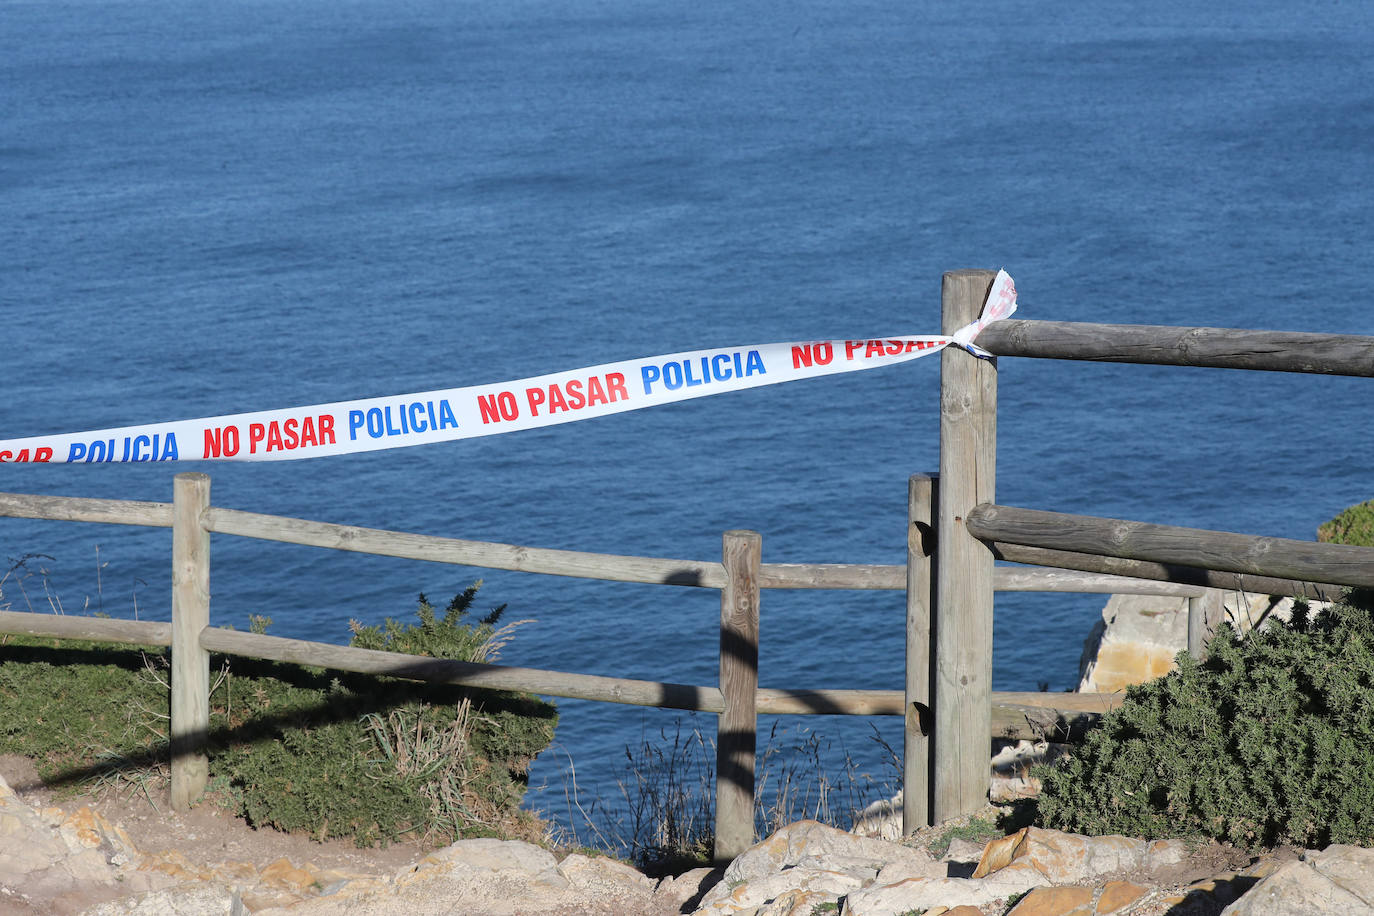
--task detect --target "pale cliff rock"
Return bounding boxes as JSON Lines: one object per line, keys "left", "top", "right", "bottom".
{"left": 1078, "top": 591, "right": 1330, "bottom": 693}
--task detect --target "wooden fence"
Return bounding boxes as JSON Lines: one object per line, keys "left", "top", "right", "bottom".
{"left": 0, "top": 479, "right": 1170, "bottom": 859}
{"left": 1, "top": 269, "right": 1371, "bottom": 861}
{"left": 921, "top": 269, "right": 1374, "bottom": 827}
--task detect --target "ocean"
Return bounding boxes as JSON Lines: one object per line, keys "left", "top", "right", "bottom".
{"left": 3, "top": 0, "right": 1371, "bottom": 844}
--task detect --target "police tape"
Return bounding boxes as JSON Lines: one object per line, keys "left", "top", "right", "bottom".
{"left": 0, "top": 271, "right": 1017, "bottom": 464}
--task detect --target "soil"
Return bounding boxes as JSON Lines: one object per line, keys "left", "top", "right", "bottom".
{"left": 0, "top": 754, "right": 425, "bottom": 879}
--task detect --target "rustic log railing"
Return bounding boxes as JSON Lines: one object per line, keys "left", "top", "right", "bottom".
{"left": 3, "top": 269, "right": 1371, "bottom": 860}
{"left": 920, "top": 269, "right": 1374, "bottom": 830}
{"left": 0, "top": 478, "right": 1168, "bottom": 859}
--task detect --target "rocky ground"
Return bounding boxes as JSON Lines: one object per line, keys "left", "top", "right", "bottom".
{"left": 6, "top": 749, "right": 1371, "bottom": 916}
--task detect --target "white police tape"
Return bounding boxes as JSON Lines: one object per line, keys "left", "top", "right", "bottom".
{"left": 0, "top": 271, "right": 1017, "bottom": 464}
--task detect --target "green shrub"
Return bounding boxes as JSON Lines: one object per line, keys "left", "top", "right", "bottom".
{"left": 1035, "top": 589, "right": 1374, "bottom": 849}
{"left": 0, "top": 585, "right": 556, "bottom": 848}
{"left": 1318, "top": 499, "right": 1374, "bottom": 546}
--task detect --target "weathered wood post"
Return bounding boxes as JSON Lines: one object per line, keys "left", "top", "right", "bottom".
{"left": 1187, "top": 588, "right": 1226, "bottom": 660}
{"left": 170, "top": 472, "right": 211, "bottom": 811}
{"left": 715, "top": 529, "right": 761, "bottom": 862}
{"left": 904, "top": 473, "right": 937, "bottom": 833}
{"left": 934, "top": 269, "right": 999, "bottom": 821}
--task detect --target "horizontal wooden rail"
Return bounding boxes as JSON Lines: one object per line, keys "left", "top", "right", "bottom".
{"left": 761, "top": 563, "right": 1207, "bottom": 596}
{"left": 205, "top": 507, "right": 730, "bottom": 588}
{"left": 993, "top": 567, "right": 1205, "bottom": 597}
{"left": 978, "top": 320, "right": 1374, "bottom": 377}
{"left": 759, "top": 564, "right": 902, "bottom": 589}
{"left": 967, "top": 503, "right": 1374, "bottom": 590}
{"left": 0, "top": 609, "right": 172, "bottom": 646}
{"left": 200, "top": 627, "right": 727, "bottom": 711}
{"left": 0, "top": 492, "right": 172, "bottom": 527}
{"left": 205, "top": 507, "right": 1220, "bottom": 597}
{"left": 0, "top": 609, "right": 1121, "bottom": 741}
{"left": 0, "top": 493, "right": 1215, "bottom": 598}
{"left": 984, "top": 543, "right": 1347, "bottom": 601}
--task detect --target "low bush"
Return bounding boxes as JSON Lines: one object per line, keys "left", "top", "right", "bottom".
{"left": 0, "top": 584, "right": 556, "bottom": 848}
{"left": 1035, "top": 589, "right": 1374, "bottom": 849}
{"left": 1318, "top": 498, "right": 1374, "bottom": 546}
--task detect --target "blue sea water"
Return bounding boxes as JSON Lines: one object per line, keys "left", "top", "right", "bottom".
{"left": 3, "top": 0, "right": 1372, "bottom": 842}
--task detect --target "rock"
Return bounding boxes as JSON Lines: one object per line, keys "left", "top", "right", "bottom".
{"left": 1005, "top": 881, "right": 1151, "bottom": 915}
{"left": 1220, "top": 845, "right": 1374, "bottom": 915}
{"left": 79, "top": 884, "right": 240, "bottom": 915}
{"left": 655, "top": 866, "right": 725, "bottom": 911}
{"left": 409, "top": 836, "right": 560, "bottom": 877}
{"left": 1005, "top": 885, "right": 1093, "bottom": 915}
{"left": 840, "top": 873, "right": 1036, "bottom": 915}
{"left": 715, "top": 820, "right": 940, "bottom": 890}
{"left": 851, "top": 793, "right": 902, "bottom": 841}
{"left": 695, "top": 865, "right": 868, "bottom": 914}
{"left": 756, "top": 886, "right": 849, "bottom": 915}
{"left": 257, "top": 856, "right": 320, "bottom": 892}
{"left": 940, "top": 837, "right": 988, "bottom": 869}
{"left": 556, "top": 852, "right": 655, "bottom": 893}
{"left": 1078, "top": 592, "right": 1332, "bottom": 693}
{"left": 1077, "top": 594, "right": 1189, "bottom": 693}
{"left": 974, "top": 827, "right": 1187, "bottom": 885}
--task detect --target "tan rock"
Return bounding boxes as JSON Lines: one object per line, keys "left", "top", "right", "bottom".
{"left": 243, "top": 889, "right": 307, "bottom": 911}
{"left": 210, "top": 860, "right": 258, "bottom": 882}
{"left": 757, "top": 887, "right": 843, "bottom": 915}
{"left": 1096, "top": 880, "right": 1149, "bottom": 913}
{"left": 1006, "top": 885, "right": 1094, "bottom": 916}
{"left": 974, "top": 827, "right": 1186, "bottom": 885}
{"left": 1078, "top": 594, "right": 1187, "bottom": 693}
{"left": 59, "top": 805, "right": 108, "bottom": 849}
{"left": 258, "top": 856, "right": 319, "bottom": 891}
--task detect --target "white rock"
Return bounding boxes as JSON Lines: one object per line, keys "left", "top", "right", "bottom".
{"left": 718, "top": 820, "right": 936, "bottom": 889}
{"left": 695, "top": 867, "right": 865, "bottom": 914}
{"left": 409, "top": 837, "right": 557, "bottom": 876}
{"left": 1221, "top": 845, "right": 1374, "bottom": 915}
{"left": 556, "top": 852, "right": 654, "bottom": 893}
{"left": 656, "top": 866, "right": 725, "bottom": 911}
{"left": 79, "top": 884, "right": 240, "bottom": 916}
{"left": 841, "top": 874, "right": 1039, "bottom": 915}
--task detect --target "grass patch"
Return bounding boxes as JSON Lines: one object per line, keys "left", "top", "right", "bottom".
{"left": 0, "top": 584, "right": 556, "bottom": 848}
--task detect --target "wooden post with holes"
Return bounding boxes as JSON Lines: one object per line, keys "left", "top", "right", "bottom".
{"left": 904, "top": 473, "right": 937, "bottom": 833}
{"left": 714, "top": 529, "right": 761, "bottom": 862}
{"left": 170, "top": 472, "right": 211, "bottom": 811}
{"left": 934, "top": 270, "right": 999, "bottom": 821}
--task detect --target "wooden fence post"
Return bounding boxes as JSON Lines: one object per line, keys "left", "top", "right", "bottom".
{"left": 1187, "top": 588, "right": 1225, "bottom": 660}
{"left": 934, "top": 269, "right": 999, "bottom": 821}
{"left": 715, "top": 529, "right": 761, "bottom": 862}
{"left": 170, "top": 472, "right": 211, "bottom": 811}
{"left": 904, "top": 473, "right": 937, "bottom": 834}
